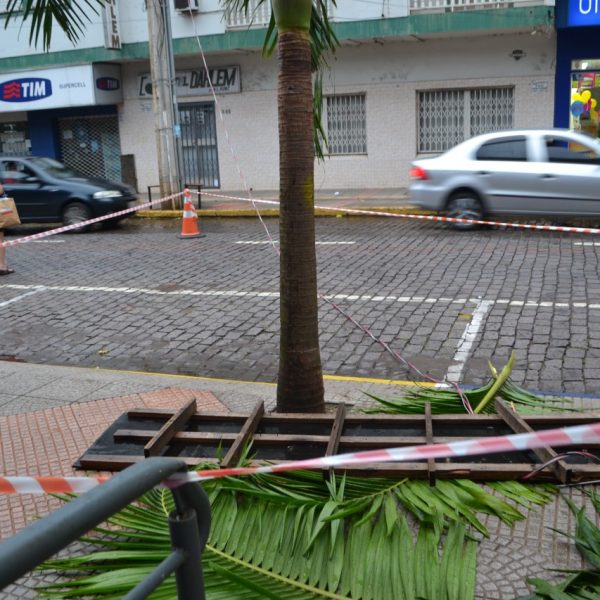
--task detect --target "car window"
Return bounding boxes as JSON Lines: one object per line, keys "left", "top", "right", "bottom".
{"left": 0, "top": 160, "right": 36, "bottom": 183}
{"left": 475, "top": 137, "right": 528, "bottom": 161}
{"left": 543, "top": 136, "right": 600, "bottom": 165}
{"left": 28, "top": 156, "right": 79, "bottom": 179}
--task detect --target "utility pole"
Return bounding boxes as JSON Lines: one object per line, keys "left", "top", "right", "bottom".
{"left": 146, "top": 0, "right": 183, "bottom": 208}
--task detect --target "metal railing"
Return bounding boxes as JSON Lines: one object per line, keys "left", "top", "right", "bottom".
{"left": 225, "top": 0, "right": 336, "bottom": 29}
{"left": 0, "top": 458, "right": 211, "bottom": 600}
{"left": 410, "top": 0, "right": 546, "bottom": 12}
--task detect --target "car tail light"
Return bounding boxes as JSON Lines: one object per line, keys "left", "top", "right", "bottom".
{"left": 409, "top": 165, "right": 429, "bottom": 180}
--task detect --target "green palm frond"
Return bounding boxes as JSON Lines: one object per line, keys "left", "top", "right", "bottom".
{"left": 40, "top": 484, "right": 477, "bottom": 599}
{"left": 216, "top": 469, "right": 554, "bottom": 536}
{"left": 3, "top": 0, "right": 102, "bottom": 51}
{"left": 39, "top": 468, "right": 555, "bottom": 598}
{"left": 364, "top": 356, "right": 575, "bottom": 415}
{"left": 515, "top": 492, "right": 600, "bottom": 600}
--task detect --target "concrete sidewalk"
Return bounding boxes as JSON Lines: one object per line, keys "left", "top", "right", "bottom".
{"left": 138, "top": 186, "right": 418, "bottom": 217}
{"left": 0, "top": 358, "right": 597, "bottom": 598}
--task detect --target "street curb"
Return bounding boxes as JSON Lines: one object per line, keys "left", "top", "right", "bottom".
{"left": 135, "top": 206, "right": 432, "bottom": 218}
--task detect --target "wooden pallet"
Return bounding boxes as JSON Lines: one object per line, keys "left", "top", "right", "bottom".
{"left": 74, "top": 399, "right": 600, "bottom": 484}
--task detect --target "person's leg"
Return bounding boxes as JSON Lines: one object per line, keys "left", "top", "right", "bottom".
{"left": 0, "top": 230, "right": 11, "bottom": 273}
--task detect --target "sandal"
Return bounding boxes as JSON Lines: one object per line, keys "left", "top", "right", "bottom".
{"left": 0, "top": 268, "right": 14, "bottom": 276}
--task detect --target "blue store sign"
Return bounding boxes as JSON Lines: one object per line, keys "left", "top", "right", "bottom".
{"left": 569, "top": 0, "right": 600, "bottom": 26}
{"left": 0, "top": 78, "right": 52, "bottom": 103}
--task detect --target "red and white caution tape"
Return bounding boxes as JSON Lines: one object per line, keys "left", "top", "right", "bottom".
{"left": 198, "top": 191, "right": 600, "bottom": 236}
{"left": 2, "top": 421, "right": 599, "bottom": 494}
{"left": 0, "top": 191, "right": 185, "bottom": 249}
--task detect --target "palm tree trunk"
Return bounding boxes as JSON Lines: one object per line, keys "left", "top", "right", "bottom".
{"left": 276, "top": 25, "right": 325, "bottom": 413}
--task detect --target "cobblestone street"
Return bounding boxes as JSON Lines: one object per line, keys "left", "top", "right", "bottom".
{"left": 1, "top": 216, "right": 600, "bottom": 396}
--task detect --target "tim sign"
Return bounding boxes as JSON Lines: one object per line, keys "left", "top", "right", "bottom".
{"left": 0, "top": 78, "right": 52, "bottom": 102}
{"left": 569, "top": 0, "right": 600, "bottom": 26}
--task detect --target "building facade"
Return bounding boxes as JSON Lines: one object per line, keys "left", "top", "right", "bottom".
{"left": 0, "top": 0, "right": 557, "bottom": 193}
{"left": 555, "top": 0, "right": 600, "bottom": 139}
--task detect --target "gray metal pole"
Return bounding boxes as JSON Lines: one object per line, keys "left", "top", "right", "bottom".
{"left": 162, "top": 0, "right": 185, "bottom": 194}
{"left": 146, "top": 0, "right": 182, "bottom": 206}
{"left": 0, "top": 459, "right": 189, "bottom": 589}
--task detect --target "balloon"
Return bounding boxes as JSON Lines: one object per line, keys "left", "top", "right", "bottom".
{"left": 592, "top": 99, "right": 598, "bottom": 109}
{"left": 582, "top": 90, "right": 592, "bottom": 103}
{"left": 571, "top": 100, "right": 585, "bottom": 116}
{"left": 572, "top": 92, "right": 582, "bottom": 102}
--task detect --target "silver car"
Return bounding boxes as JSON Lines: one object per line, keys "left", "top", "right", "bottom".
{"left": 409, "top": 129, "right": 600, "bottom": 229}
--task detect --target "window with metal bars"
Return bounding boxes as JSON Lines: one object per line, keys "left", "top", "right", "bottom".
{"left": 417, "top": 87, "right": 514, "bottom": 153}
{"left": 325, "top": 94, "right": 367, "bottom": 155}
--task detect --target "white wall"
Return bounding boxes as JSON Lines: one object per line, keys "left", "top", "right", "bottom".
{"left": 0, "top": 0, "right": 228, "bottom": 58}
{"left": 0, "top": 0, "right": 411, "bottom": 58}
{"left": 120, "top": 30, "right": 554, "bottom": 192}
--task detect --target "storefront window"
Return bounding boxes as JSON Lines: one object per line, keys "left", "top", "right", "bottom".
{"left": 0, "top": 122, "right": 29, "bottom": 155}
{"left": 570, "top": 60, "right": 600, "bottom": 139}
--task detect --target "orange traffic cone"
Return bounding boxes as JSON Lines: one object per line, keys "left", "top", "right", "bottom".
{"left": 178, "top": 189, "right": 204, "bottom": 239}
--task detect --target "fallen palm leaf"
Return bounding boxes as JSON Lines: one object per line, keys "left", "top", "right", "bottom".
{"left": 364, "top": 355, "right": 574, "bottom": 415}
{"left": 515, "top": 492, "right": 600, "bottom": 599}
{"left": 39, "top": 470, "right": 483, "bottom": 599}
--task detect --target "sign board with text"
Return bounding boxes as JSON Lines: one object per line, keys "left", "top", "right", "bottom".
{"left": 138, "top": 66, "right": 241, "bottom": 98}
{"left": 0, "top": 64, "right": 123, "bottom": 112}
{"left": 568, "top": 0, "right": 600, "bottom": 26}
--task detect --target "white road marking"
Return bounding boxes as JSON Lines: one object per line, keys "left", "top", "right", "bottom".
{"left": 0, "top": 283, "right": 598, "bottom": 311}
{"left": 0, "top": 287, "right": 46, "bottom": 308}
{"left": 574, "top": 242, "right": 600, "bottom": 246}
{"left": 29, "top": 240, "right": 65, "bottom": 244}
{"left": 236, "top": 240, "right": 356, "bottom": 245}
{"left": 446, "top": 299, "right": 494, "bottom": 384}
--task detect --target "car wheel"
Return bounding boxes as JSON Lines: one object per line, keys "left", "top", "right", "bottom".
{"left": 446, "top": 192, "right": 484, "bottom": 230}
{"left": 63, "top": 202, "right": 92, "bottom": 232}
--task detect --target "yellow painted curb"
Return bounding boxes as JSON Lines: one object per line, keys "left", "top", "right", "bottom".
{"left": 134, "top": 207, "right": 433, "bottom": 219}
{"left": 42, "top": 362, "right": 430, "bottom": 388}
{"left": 323, "top": 373, "right": 435, "bottom": 387}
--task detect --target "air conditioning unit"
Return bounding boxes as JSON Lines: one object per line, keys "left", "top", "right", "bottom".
{"left": 174, "top": 0, "right": 199, "bottom": 13}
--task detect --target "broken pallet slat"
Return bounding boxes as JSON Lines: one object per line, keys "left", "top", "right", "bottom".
{"left": 143, "top": 399, "right": 197, "bottom": 458}
{"left": 425, "top": 402, "right": 436, "bottom": 486}
{"left": 326, "top": 403, "right": 346, "bottom": 480}
{"left": 222, "top": 400, "right": 265, "bottom": 468}
{"left": 496, "top": 399, "right": 571, "bottom": 484}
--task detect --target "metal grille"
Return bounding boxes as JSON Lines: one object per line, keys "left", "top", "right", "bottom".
{"left": 326, "top": 94, "right": 367, "bottom": 155}
{"left": 226, "top": 0, "right": 335, "bottom": 28}
{"left": 178, "top": 102, "right": 220, "bottom": 188}
{"left": 418, "top": 90, "right": 464, "bottom": 153}
{"left": 410, "top": 0, "right": 519, "bottom": 12}
{"left": 418, "top": 87, "right": 513, "bottom": 153}
{"left": 225, "top": 0, "right": 271, "bottom": 28}
{"left": 470, "top": 87, "right": 514, "bottom": 136}
{"left": 58, "top": 115, "right": 122, "bottom": 180}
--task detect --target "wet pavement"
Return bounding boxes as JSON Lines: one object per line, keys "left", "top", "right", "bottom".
{"left": 2, "top": 190, "right": 600, "bottom": 598}
{"left": 2, "top": 216, "right": 600, "bottom": 396}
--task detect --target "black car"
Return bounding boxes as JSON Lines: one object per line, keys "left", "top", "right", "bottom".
{"left": 0, "top": 156, "right": 138, "bottom": 231}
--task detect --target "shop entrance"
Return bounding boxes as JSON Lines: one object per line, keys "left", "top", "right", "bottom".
{"left": 569, "top": 59, "right": 600, "bottom": 138}
{"left": 178, "top": 102, "right": 220, "bottom": 189}
{"left": 57, "top": 115, "right": 122, "bottom": 181}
